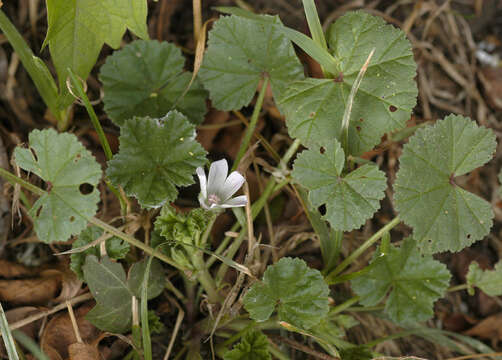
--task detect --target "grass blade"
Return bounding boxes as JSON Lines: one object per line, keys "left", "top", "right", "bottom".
{"left": 0, "top": 302, "right": 20, "bottom": 360}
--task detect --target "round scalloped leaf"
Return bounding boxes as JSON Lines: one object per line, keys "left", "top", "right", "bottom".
{"left": 199, "top": 14, "right": 304, "bottom": 111}
{"left": 107, "top": 111, "right": 207, "bottom": 208}
{"left": 467, "top": 261, "right": 502, "bottom": 296}
{"left": 351, "top": 238, "right": 451, "bottom": 323}
{"left": 243, "top": 257, "right": 329, "bottom": 330}
{"left": 394, "top": 115, "right": 496, "bottom": 254}
{"left": 292, "top": 140, "right": 387, "bottom": 231}
{"left": 281, "top": 11, "right": 417, "bottom": 155}
{"left": 100, "top": 39, "right": 207, "bottom": 125}
{"left": 14, "top": 129, "right": 101, "bottom": 243}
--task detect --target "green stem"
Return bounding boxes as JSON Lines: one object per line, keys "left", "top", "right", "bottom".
{"left": 67, "top": 69, "right": 113, "bottom": 160}
{"left": 67, "top": 70, "right": 127, "bottom": 214}
{"left": 448, "top": 283, "right": 469, "bottom": 292}
{"left": 0, "top": 168, "right": 183, "bottom": 271}
{"left": 231, "top": 77, "right": 269, "bottom": 172}
{"left": 279, "top": 138, "right": 301, "bottom": 171}
{"left": 327, "top": 216, "right": 401, "bottom": 279}
{"left": 330, "top": 296, "right": 360, "bottom": 315}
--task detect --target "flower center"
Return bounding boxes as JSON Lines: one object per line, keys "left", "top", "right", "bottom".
{"left": 208, "top": 193, "right": 221, "bottom": 205}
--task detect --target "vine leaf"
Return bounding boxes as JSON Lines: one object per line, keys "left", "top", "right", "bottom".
{"left": 292, "top": 139, "right": 386, "bottom": 231}
{"left": 243, "top": 257, "right": 329, "bottom": 330}
{"left": 280, "top": 11, "right": 417, "bottom": 155}
{"left": 83, "top": 255, "right": 165, "bottom": 333}
{"left": 394, "top": 115, "right": 496, "bottom": 254}
{"left": 351, "top": 238, "right": 451, "bottom": 323}
{"left": 106, "top": 111, "right": 207, "bottom": 208}
{"left": 199, "top": 14, "right": 304, "bottom": 111}
{"left": 100, "top": 39, "right": 207, "bottom": 126}
{"left": 223, "top": 330, "right": 271, "bottom": 360}
{"left": 467, "top": 261, "right": 502, "bottom": 296}
{"left": 14, "top": 129, "right": 102, "bottom": 243}
{"left": 44, "top": 0, "right": 148, "bottom": 102}
{"left": 83, "top": 255, "right": 133, "bottom": 333}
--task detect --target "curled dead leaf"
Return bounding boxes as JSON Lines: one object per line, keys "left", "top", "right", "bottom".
{"left": 41, "top": 303, "right": 100, "bottom": 359}
{"left": 464, "top": 313, "right": 502, "bottom": 348}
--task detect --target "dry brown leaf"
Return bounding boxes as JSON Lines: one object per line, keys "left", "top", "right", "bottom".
{"left": 41, "top": 303, "right": 100, "bottom": 359}
{"left": 68, "top": 342, "right": 100, "bottom": 360}
{"left": 196, "top": 109, "right": 229, "bottom": 150}
{"left": 5, "top": 306, "right": 41, "bottom": 338}
{"left": 464, "top": 313, "right": 502, "bottom": 347}
{"left": 42, "top": 345, "right": 63, "bottom": 360}
{"left": 479, "top": 66, "right": 502, "bottom": 111}
{"left": 0, "top": 259, "right": 37, "bottom": 278}
{"left": 0, "top": 276, "right": 60, "bottom": 305}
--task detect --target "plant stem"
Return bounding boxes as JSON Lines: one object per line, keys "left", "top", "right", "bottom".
{"left": 330, "top": 296, "right": 360, "bottom": 315}
{"left": 231, "top": 76, "right": 269, "bottom": 172}
{"left": 448, "top": 283, "right": 469, "bottom": 292}
{"left": 326, "top": 216, "right": 401, "bottom": 280}
{"left": 67, "top": 70, "right": 128, "bottom": 214}
{"left": 0, "top": 168, "right": 183, "bottom": 270}
{"left": 67, "top": 70, "right": 113, "bottom": 160}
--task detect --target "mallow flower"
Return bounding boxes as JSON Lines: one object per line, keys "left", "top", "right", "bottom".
{"left": 196, "top": 159, "right": 247, "bottom": 210}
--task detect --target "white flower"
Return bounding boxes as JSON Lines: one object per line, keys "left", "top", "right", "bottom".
{"left": 196, "top": 159, "right": 247, "bottom": 210}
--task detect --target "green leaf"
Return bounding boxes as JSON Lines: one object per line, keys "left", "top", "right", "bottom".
{"left": 199, "top": 15, "right": 304, "bottom": 110}
{"left": 292, "top": 140, "right": 387, "bottom": 231}
{"left": 280, "top": 11, "right": 417, "bottom": 155}
{"left": 106, "top": 111, "right": 207, "bottom": 208}
{"left": 467, "top": 261, "right": 502, "bottom": 296}
{"left": 100, "top": 39, "right": 207, "bottom": 126}
{"left": 85, "top": 302, "right": 132, "bottom": 334}
{"left": 394, "top": 115, "right": 496, "bottom": 254}
{"left": 14, "top": 129, "right": 101, "bottom": 243}
{"left": 70, "top": 227, "right": 130, "bottom": 280}
{"left": 83, "top": 255, "right": 133, "bottom": 333}
{"left": 44, "top": 0, "right": 148, "bottom": 98}
{"left": 223, "top": 330, "right": 271, "bottom": 360}
{"left": 351, "top": 238, "right": 451, "bottom": 323}
{"left": 128, "top": 258, "right": 165, "bottom": 300}
{"left": 243, "top": 257, "right": 329, "bottom": 329}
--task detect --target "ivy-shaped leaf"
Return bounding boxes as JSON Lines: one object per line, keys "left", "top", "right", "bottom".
{"left": 243, "top": 257, "right": 329, "bottom": 329}
{"left": 199, "top": 14, "right": 304, "bottom": 111}
{"left": 394, "top": 115, "right": 496, "bottom": 254}
{"left": 280, "top": 11, "right": 417, "bottom": 155}
{"left": 70, "top": 226, "right": 130, "bottom": 280}
{"left": 467, "top": 261, "right": 502, "bottom": 296}
{"left": 106, "top": 111, "right": 207, "bottom": 208}
{"left": 292, "top": 140, "right": 387, "bottom": 231}
{"left": 44, "top": 0, "right": 148, "bottom": 103}
{"left": 223, "top": 330, "right": 271, "bottom": 360}
{"left": 351, "top": 238, "right": 451, "bottom": 323}
{"left": 83, "top": 255, "right": 133, "bottom": 333}
{"left": 83, "top": 255, "right": 165, "bottom": 333}
{"left": 14, "top": 129, "right": 101, "bottom": 243}
{"left": 100, "top": 39, "right": 207, "bottom": 126}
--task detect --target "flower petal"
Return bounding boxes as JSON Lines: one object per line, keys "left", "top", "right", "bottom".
{"left": 196, "top": 167, "right": 207, "bottom": 199}
{"left": 220, "top": 171, "right": 245, "bottom": 201}
{"left": 219, "top": 195, "right": 248, "bottom": 208}
{"left": 207, "top": 159, "right": 228, "bottom": 196}
{"left": 198, "top": 193, "right": 210, "bottom": 210}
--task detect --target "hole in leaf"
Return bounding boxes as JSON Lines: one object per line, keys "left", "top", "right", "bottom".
{"left": 389, "top": 105, "right": 397, "bottom": 112}
{"left": 467, "top": 234, "right": 471, "bottom": 239}
{"left": 74, "top": 153, "right": 82, "bottom": 163}
{"left": 356, "top": 126, "right": 362, "bottom": 132}
{"left": 69, "top": 216, "right": 75, "bottom": 222}
{"left": 320, "top": 147, "right": 325, "bottom": 154}
{"left": 318, "top": 205, "right": 326, "bottom": 216}
{"left": 36, "top": 207, "right": 42, "bottom": 217}
{"left": 79, "top": 183, "right": 94, "bottom": 195}
{"left": 359, "top": 118, "right": 364, "bottom": 122}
